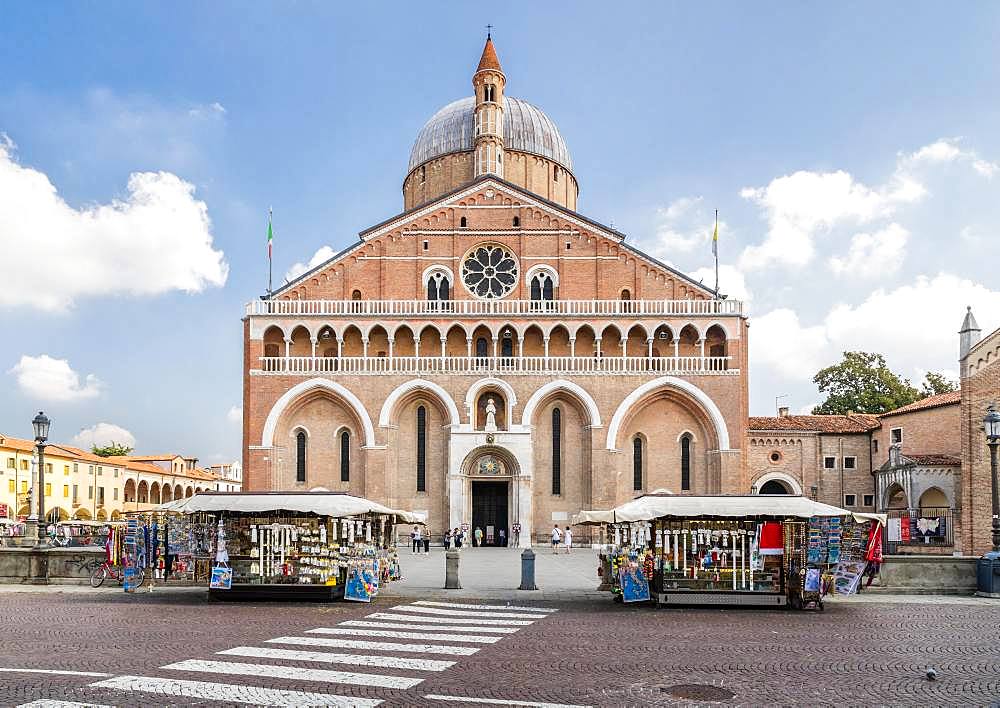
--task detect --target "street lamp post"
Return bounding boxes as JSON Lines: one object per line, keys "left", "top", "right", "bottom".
{"left": 977, "top": 403, "right": 1000, "bottom": 597}
{"left": 985, "top": 404, "right": 1000, "bottom": 552}
{"left": 32, "top": 411, "right": 50, "bottom": 547}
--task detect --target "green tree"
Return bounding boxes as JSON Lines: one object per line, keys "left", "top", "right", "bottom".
{"left": 91, "top": 442, "right": 134, "bottom": 457}
{"left": 811, "top": 351, "right": 920, "bottom": 415}
{"left": 920, "top": 371, "right": 958, "bottom": 397}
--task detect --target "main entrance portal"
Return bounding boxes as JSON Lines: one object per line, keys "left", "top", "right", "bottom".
{"left": 471, "top": 480, "right": 508, "bottom": 546}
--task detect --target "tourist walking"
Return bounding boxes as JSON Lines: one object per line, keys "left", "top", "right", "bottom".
{"left": 474, "top": 526, "right": 484, "bottom": 547}
{"left": 551, "top": 524, "right": 562, "bottom": 554}
{"left": 563, "top": 525, "right": 573, "bottom": 554}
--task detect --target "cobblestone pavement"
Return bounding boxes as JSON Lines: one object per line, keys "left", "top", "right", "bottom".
{"left": 0, "top": 589, "right": 998, "bottom": 707}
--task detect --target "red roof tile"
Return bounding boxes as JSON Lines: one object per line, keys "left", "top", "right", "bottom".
{"left": 476, "top": 37, "right": 503, "bottom": 73}
{"left": 908, "top": 453, "right": 960, "bottom": 466}
{"left": 877, "top": 391, "right": 961, "bottom": 417}
{"left": 748, "top": 414, "right": 880, "bottom": 434}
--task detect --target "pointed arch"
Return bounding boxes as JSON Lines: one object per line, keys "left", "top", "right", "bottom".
{"left": 520, "top": 379, "right": 602, "bottom": 428}
{"left": 606, "top": 376, "right": 731, "bottom": 451}
{"left": 378, "top": 379, "right": 461, "bottom": 427}
{"left": 262, "top": 378, "right": 377, "bottom": 448}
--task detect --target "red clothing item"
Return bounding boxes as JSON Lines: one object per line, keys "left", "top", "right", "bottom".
{"left": 759, "top": 522, "right": 784, "bottom": 556}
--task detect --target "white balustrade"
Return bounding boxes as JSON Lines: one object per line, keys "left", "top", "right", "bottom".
{"left": 245, "top": 298, "right": 743, "bottom": 318}
{"left": 255, "top": 355, "right": 736, "bottom": 375}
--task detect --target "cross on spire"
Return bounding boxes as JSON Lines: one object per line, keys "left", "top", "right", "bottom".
{"left": 486, "top": 24, "right": 493, "bottom": 39}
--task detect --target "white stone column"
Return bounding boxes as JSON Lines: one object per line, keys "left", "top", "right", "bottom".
{"left": 466, "top": 337, "right": 472, "bottom": 357}
{"left": 440, "top": 338, "right": 447, "bottom": 358}
{"left": 647, "top": 338, "right": 653, "bottom": 357}
{"left": 388, "top": 338, "right": 394, "bottom": 358}
{"left": 492, "top": 337, "right": 499, "bottom": 358}
{"left": 698, "top": 338, "right": 706, "bottom": 357}
{"left": 569, "top": 337, "right": 576, "bottom": 357}
{"left": 543, "top": 337, "right": 550, "bottom": 358}
{"left": 362, "top": 337, "right": 369, "bottom": 358}
{"left": 310, "top": 337, "right": 318, "bottom": 358}
{"left": 595, "top": 338, "right": 602, "bottom": 357}
{"left": 673, "top": 339, "right": 680, "bottom": 358}
{"left": 284, "top": 338, "right": 291, "bottom": 357}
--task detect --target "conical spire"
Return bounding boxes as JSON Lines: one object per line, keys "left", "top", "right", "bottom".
{"left": 960, "top": 305, "right": 980, "bottom": 334}
{"left": 477, "top": 35, "right": 503, "bottom": 73}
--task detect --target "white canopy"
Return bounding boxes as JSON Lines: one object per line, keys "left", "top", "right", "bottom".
{"left": 158, "top": 492, "right": 426, "bottom": 524}
{"left": 576, "top": 494, "right": 885, "bottom": 526}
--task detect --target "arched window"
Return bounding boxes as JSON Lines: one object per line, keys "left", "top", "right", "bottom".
{"left": 500, "top": 337, "right": 513, "bottom": 359}
{"left": 295, "top": 430, "right": 307, "bottom": 483}
{"left": 460, "top": 216, "right": 467, "bottom": 228}
{"left": 351, "top": 290, "right": 362, "bottom": 300}
{"left": 427, "top": 271, "right": 450, "bottom": 302}
{"left": 554, "top": 166, "right": 560, "bottom": 182}
{"left": 340, "top": 430, "right": 350, "bottom": 482}
{"left": 680, "top": 434, "right": 692, "bottom": 491}
{"left": 416, "top": 406, "right": 427, "bottom": 492}
{"left": 529, "top": 272, "right": 555, "bottom": 306}
{"left": 420, "top": 165, "right": 426, "bottom": 183}
{"left": 620, "top": 289, "right": 632, "bottom": 314}
{"left": 632, "top": 436, "right": 643, "bottom": 491}
{"left": 476, "top": 337, "right": 488, "bottom": 359}
{"left": 552, "top": 408, "right": 562, "bottom": 495}
{"left": 513, "top": 216, "right": 520, "bottom": 227}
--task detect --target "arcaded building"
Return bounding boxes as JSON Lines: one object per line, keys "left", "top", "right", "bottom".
{"left": 241, "top": 38, "right": 749, "bottom": 544}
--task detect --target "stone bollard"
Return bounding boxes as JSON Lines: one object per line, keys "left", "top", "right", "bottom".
{"left": 444, "top": 549, "right": 461, "bottom": 589}
{"left": 518, "top": 547, "right": 538, "bottom": 590}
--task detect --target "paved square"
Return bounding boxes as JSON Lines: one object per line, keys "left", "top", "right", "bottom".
{"left": 0, "top": 581, "right": 998, "bottom": 707}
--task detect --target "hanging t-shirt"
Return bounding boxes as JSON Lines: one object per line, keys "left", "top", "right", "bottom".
{"left": 759, "top": 522, "right": 784, "bottom": 556}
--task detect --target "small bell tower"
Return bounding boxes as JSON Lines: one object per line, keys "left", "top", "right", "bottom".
{"left": 473, "top": 29, "right": 505, "bottom": 178}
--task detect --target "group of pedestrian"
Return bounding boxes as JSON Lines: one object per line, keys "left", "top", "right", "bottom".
{"left": 410, "top": 525, "right": 430, "bottom": 553}
{"left": 443, "top": 527, "right": 466, "bottom": 549}
{"left": 551, "top": 524, "right": 573, "bottom": 553}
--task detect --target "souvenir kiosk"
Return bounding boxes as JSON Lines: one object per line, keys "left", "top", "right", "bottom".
{"left": 168, "top": 492, "right": 421, "bottom": 602}
{"left": 578, "top": 494, "right": 884, "bottom": 609}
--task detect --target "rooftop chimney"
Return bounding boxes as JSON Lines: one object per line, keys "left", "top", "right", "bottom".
{"left": 778, "top": 406, "right": 790, "bottom": 417}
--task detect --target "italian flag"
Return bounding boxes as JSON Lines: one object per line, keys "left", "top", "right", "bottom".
{"left": 267, "top": 210, "right": 273, "bottom": 259}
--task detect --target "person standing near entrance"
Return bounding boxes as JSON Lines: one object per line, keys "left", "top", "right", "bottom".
{"left": 499, "top": 528, "right": 507, "bottom": 547}
{"left": 443, "top": 528, "right": 452, "bottom": 549}
{"left": 454, "top": 528, "right": 463, "bottom": 549}
{"left": 412, "top": 526, "right": 422, "bottom": 554}
{"left": 563, "top": 525, "right": 573, "bottom": 554}
{"left": 474, "top": 526, "right": 484, "bottom": 547}
{"left": 551, "top": 524, "right": 562, "bottom": 554}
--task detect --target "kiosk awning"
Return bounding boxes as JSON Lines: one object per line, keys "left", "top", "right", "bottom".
{"left": 576, "top": 494, "right": 885, "bottom": 525}
{"left": 158, "top": 491, "right": 426, "bottom": 524}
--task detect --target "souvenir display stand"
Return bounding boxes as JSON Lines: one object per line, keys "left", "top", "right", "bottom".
{"left": 165, "top": 492, "right": 420, "bottom": 602}
{"left": 578, "top": 495, "right": 884, "bottom": 609}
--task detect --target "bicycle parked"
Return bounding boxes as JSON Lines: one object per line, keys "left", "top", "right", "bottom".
{"left": 90, "top": 559, "right": 145, "bottom": 588}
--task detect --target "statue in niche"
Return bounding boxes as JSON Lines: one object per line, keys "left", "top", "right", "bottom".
{"left": 484, "top": 396, "right": 498, "bottom": 433}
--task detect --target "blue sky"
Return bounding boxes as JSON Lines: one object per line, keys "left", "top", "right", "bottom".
{"left": 2, "top": 3, "right": 999, "bottom": 461}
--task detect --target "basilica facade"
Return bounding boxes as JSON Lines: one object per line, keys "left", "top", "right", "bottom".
{"left": 241, "top": 38, "right": 749, "bottom": 545}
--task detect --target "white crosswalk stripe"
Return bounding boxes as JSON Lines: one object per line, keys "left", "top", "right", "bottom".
{"left": 90, "top": 675, "right": 381, "bottom": 707}
{"left": 309, "top": 627, "right": 502, "bottom": 643}
{"left": 368, "top": 612, "right": 534, "bottom": 626}
{"left": 162, "top": 658, "right": 422, "bottom": 690}
{"left": 267, "top": 635, "right": 480, "bottom": 656}
{"left": 414, "top": 601, "right": 557, "bottom": 613}
{"left": 341, "top": 619, "right": 520, "bottom": 634}
{"left": 17, "top": 702, "right": 113, "bottom": 708}
{"left": 390, "top": 604, "right": 545, "bottom": 619}
{"left": 219, "top": 646, "right": 455, "bottom": 671}
{"left": 424, "top": 694, "right": 591, "bottom": 708}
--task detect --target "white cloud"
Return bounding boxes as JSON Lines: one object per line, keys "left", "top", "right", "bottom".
{"left": 285, "top": 245, "right": 335, "bottom": 283}
{"left": 0, "top": 135, "right": 228, "bottom": 312}
{"left": 900, "top": 137, "right": 998, "bottom": 177}
{"left": 227, "top": 405, "right": 242, "bottom": 424}
{"left": 72, "top": 423, "right": 136, "bottom": 450}
{"left": 646, "top": 196, "right": 727, "bottom": 255}
{"left": 828, "top": 223, "right": 909, "bottom": 278}
{"left": 687, "top": 264, "right": 753, "bottom": 303}
{"left": 751, "top": 273, "right": 1000, "bottom": 389}
{"left": 8, "top": 354, "right": 102, "bottom": 402}
{"left": 738, "top": 169, "right": 920, "bottom": 271}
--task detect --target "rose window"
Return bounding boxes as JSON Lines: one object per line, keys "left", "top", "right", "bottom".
{"left": 461, "top": 244, "right": 518, "bottom": 299}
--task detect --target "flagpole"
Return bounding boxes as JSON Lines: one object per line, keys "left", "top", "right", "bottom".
{"left": 267, "top": 207, "right": 273, "bottom": 295}
{"left": 713, "top": 209, "right": 719, "bottom": 299}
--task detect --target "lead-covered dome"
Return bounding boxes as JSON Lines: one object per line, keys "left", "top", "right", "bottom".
{"left": 408, "top": 96, "right": 573, "bottom": 173}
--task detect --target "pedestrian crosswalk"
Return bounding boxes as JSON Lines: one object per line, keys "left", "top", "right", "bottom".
{"left": 16, "top": 599, "right": 583, "bottom": 707}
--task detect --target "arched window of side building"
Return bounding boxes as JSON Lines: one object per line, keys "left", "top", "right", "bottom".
{"left": 632, "top": 435, "right": 643, "bottom": 491}
{"left": 295, "top": 430, "right": 307, "bottom": 483}
{"left": 416, "top": 406, "right": 427, "bottom": 492}
{"left": 340, "top": 430, "right": 350, "bottom": 482}
{"left": 552, "top": 407, "right": 562, "bottom": 495}
{"left": 680, "top": 434, "right": 692, "bottom": 491}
